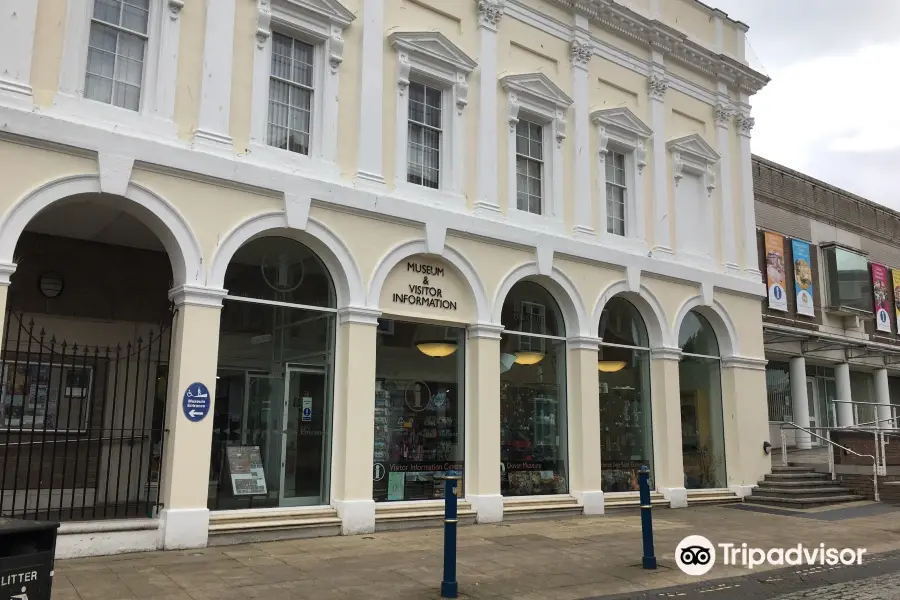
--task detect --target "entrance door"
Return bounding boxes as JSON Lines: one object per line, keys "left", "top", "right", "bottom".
{"left": 280, "top": 366, "right": 329, "bottom": 506}
{"left": 805, "top": 377, "right": 821, "bottom": 447}
{"left": 245, "top": 373, "right": 285, "bottom": 502}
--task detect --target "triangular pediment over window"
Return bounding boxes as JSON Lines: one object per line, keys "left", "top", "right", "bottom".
{"left": 278, "top": 0, "right": 356, "bottom": 27}
{"left": 667, "top": 133, "right": 719, "bottom": 164}
{"left": 500, "top": 73, "right": 573, "bottom": 109}
{"left": 590, "top": 107, "right": 652, "bottom": 139}
{"left": 388, "top": 31, "right": 477, "bottom": 74}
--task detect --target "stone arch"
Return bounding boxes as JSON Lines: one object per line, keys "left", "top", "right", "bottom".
{"left": 592, "top": 281, "right": 670, "bottom": 348}
{"left": 0, "top": 174, "right": 204, "bottom": 285}
{"left": 673, "top": 295, "right": 738, "bottom": 357}
{"left": 367, "top": 239, "right": 490, "bottom": 322}
{"left": 207, "top": 211, "right": 365, "bottom": 308}
{"left": 492, "top": 262, "right": 588, "bottom": 337}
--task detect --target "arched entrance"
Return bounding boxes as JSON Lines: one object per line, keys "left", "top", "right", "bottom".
{"left": 211, "top": 235, "right": 336, "bottom": 509}
{"left": 499, "top": 280, "right": 569, "bottom": 497}
{"left": 0, "top": 188, "right": 189, "bottom": 522}
{"left": 597, "top": 296, "right": 653, "bottom": 492}
{"left": 678, "top": 310, "right": 726, "bottom": 489}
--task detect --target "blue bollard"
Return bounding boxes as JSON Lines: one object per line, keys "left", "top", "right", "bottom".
{"left": 440, "top": 475, "right": 460, "bottom": 598}
{"left": 638, "top": 465, "right": 657, "bottom": 569}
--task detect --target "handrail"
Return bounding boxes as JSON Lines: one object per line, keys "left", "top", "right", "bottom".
{"left": 779, "top": 422, "right": 879, "bottom": 502}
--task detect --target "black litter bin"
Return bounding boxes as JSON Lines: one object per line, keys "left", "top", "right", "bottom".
{"left": 0, "top": 518, "right": 59, "bottom": 600}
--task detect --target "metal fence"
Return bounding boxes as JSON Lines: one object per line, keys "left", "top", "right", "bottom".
{"left": 0, "top": 310, "right": 171, "bottom": 521}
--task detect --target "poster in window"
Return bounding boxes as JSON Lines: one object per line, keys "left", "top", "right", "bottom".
{"left": 764, "top": 232, "right": 788, "bottom": 312}
{"left": 893, "top": 269, "right": 900, "bottom": 334}
{"left": 871, "top": 263, "right": 891, "bottom": 332}
{"left": 226, "top": 445, "right": 268, "bottom": 496}
{"left": 791, "top": 239, "right": 815, "bottom": 317}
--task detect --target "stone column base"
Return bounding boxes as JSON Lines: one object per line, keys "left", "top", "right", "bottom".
{"left": 334, "top": 499, "right": 375, "bottom": 535}
{"left": 574, "top": 490, "right": 605, "bottom": 515}
{"left": 468, "top": 494, "right": 503, "bottom": 523}
{"left": 160, "top": 507, "right": 209, "bottom": 550}
{"left": 728, "top": 484, "right": 755, "bottom": 499}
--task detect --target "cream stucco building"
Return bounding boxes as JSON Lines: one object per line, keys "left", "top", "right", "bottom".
{"left": 0, "top": 0, "right": 770, "bottom": 557}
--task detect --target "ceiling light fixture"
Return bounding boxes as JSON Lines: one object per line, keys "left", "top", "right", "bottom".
{"left": 416, "top": 341, "right": 458, "bottom": 358}
{"left": 598, "top": 360, "right": 627, "bottom": 373}
{"left": 514, "top": 351, "right": 544, "bottom": 365}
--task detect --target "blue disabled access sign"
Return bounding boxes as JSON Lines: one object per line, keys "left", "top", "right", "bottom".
{"left": 182, "top": 382, "right": 211, "bottom": 422}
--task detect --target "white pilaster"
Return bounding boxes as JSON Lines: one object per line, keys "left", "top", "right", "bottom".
{"left": 355, "top": 0, "right": 385, "bottom": 185}
{"left": 835, "top": 363, "right": 854, "bottom": 427}
{"left": 474, "top": 0, "right": 504, "bottom": 215}
{"left": 789, "top": 357, "right": 811, "bottom": 449}
{"left": 735, "top": 101, "right": 758, "bottom": 276}
{"left": 715, "top": 91, "right": 739, "bottom": 272}
{"left": 874, "top": 368, "right": 894, "bottom": 428}
{"left": 648, "top": 58, "right": 671, "bottom": 256}
{"left": 0, "top": 0, "right": 39, "bottom": 104}
{"left": 571, "top": 19, "right": 594, "bottom": 237}
{"left": 194, "top": 0, "right": 236, "bottom": 149}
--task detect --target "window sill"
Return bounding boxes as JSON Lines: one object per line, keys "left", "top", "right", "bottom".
{"left": 393, "top": 181, "right": 467, "bottom": 212}
{"left": 504, "top": 208, "right": 565, "bottom": 235}
{"left": 244, "top": 142, "right": 340, "bottom": 182}
{"left": 49, "top": 93, "right": 177, "bottom": 140}
{"left": 598, "top": 232, "right": 650, "bottom": 256}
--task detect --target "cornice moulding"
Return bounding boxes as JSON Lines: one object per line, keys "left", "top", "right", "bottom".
{"left": 388, "top": 31, "right": 478, "bottom": 75}
{"left": 545, "top": 0, "right": 769, "bottom": 94}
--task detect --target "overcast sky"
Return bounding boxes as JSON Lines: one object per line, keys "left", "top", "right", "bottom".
{"left": 708, "top": 0, "right": 900, "bottom": 210}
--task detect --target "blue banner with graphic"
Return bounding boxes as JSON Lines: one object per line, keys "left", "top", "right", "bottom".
{"left": 791, "top": 239, "right": 814, "bottom": 317}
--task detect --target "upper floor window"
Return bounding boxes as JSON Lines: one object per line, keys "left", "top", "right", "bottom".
{"left": 268, "top": 33, "right": 314, "bottom": 155}
{"left": 407, "top": 82, "right": 442, "bottom": 189}
{"left": 248, "top": 0, "right": 354, "bottom": 172}
{"left": 500, "top": 73, "right": 572, "bottom": 229}
{"left": 591, "top": 108, "right": 652, "bottom": 243}
{"left": 821, "top": 243, "right": 871, "bottom": 315}
{"left": 605, "top": 150, "right": 627, "bottom": 236}
{"left": 516, "top": 120, "right": 544, "bottom": 215}
{"left": 390, "top": 32, "right": 476, "bottom": 204}
{"left": 85, "top": 0, "right": 149, "bottom": 111}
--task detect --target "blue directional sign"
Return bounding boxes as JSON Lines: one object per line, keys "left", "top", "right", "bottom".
{"left": 182, "top": 382, "right": 211, "bottom": 422}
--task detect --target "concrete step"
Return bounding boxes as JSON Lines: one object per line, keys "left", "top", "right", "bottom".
{"left": 746, "top": 494, "right": 864, "bottom": 509}
{"left": 603, "top": 493, "right": 668, "bottom": 509}
{"left": 684, "top": 489, "right": 742, "bottom": 505}
{"left": 208, "top": 506, "right": 342, "bottom": 544}
{"left": 756, "top": 479, "right": 837, "bottom": 488}
{"left": 753, "top": 487, "right": 850, "bottom": 499}
{"left": 502, "top": 496, "right": 583, "bottom": 521}
{"left": 375, "top": 501, "right": 477, "bottom": 531}
{"left": 764, "top": 472, "right": 830, "bottom": 481}
{"left": 772, "top": 466, "right": 817, "bottom": 473}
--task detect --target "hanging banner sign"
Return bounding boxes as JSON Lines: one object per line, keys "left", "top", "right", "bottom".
{"left": 764, "top": 232, "right": 788, "bottom": 312}
{"left": 872, "top": 263, "right": 891, "bottom": 332}
{"left": 893, "top": 270, "right": 900, "bottom": 334}
{"left": 791, "top": 239, "right": 815, "bottom": 317}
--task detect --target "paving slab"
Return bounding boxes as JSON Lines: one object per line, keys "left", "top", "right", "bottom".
{"left": 49, "top": 504, "right": 900, "bottom": 599}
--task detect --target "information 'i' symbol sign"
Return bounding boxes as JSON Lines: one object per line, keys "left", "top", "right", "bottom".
{"left": 373, "top": 463, "right": 386, "bottom": 481}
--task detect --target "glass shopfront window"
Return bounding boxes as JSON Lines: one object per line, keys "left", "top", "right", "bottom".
{"left": 597, "top": 297, "right": 653, "bottom": 493}
{"left": 373, "top": 320, "right": 465, "bottom": 502}
{"left": 211, "top": 236, "right": 335, "bottom": 510}
{"left": 678, "top": 311, "right": 726, "bottom": 489}
{"left": 500, "top": 281, "right": 568, "bottom": 496}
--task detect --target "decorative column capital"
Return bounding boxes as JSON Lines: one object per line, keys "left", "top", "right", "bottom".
{"left": 168, "top": 285, "right": 227, "bottom": 309}
{"left": 736, "top": 113, "right": 755, "bottom": 138}
{"left": 168, "top": 0, "right": 185, "bottom": 19}
{"left": 650, "top": 346, "right": 682, "bottom": 361}
{"left": 648, "top": 73, "right": 668, "bottom": 101}
{"left": 570, "top": 39, "right": 593, "bottom": 69}
{"left": 714, "top": 103, "right": 734, "bottom": 129}
{"left": 568, "top": 336, "right": 601, "bottom": 351}
{"left": 468, "top": 323, "right": 505, "bottom": 340}
{"left": 0, "top": 261, "right": 16, "bottom": 286}
{"left": 255, "top": 0, "right": 272, "bottom": 49}
{"left": 338, "top": 306, "right": 382, "bottom": 326}
{"left": 477, "top": 0, "right": 505, "bottom": 31}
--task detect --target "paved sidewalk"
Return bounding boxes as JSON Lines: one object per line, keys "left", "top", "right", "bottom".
{"left": 51, "top": 503, "right": 900, "bottom": 600}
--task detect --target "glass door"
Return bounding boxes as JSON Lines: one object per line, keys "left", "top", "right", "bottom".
{"left": 246, "top": 373, "right": 285, "bottom": 503}
{"left": 805, "top": 377, "right": 821, "bottom": 447}
{"left": 281, "top": 365, "right": 329, "bottom": 506}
